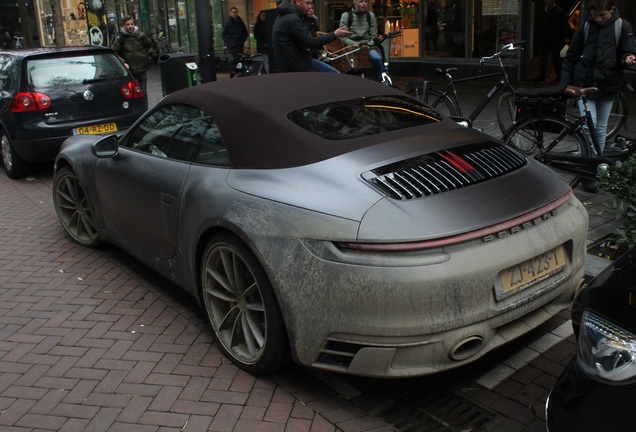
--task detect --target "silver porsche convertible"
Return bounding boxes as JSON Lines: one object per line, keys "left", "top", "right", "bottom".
{"left": 52, "top": 73, "right": 588, "bottom": 377}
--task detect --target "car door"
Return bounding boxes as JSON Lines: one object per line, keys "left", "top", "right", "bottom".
{"left": 94, "top": 104, "right": 208, "bottom": 259}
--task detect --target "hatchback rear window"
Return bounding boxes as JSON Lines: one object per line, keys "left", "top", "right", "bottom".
{"left": 27, "top": 53, "right": 127, "bottom": 88}
{"left": 287, "top": 95, "right": 443, "bottom": 140}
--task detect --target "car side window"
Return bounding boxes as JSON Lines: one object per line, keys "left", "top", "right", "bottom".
{"left": 193, "top": 122, "right": 231, "bottom": 167}
{"left": 126, "top": 104, "right": 211, "bottom": 163}
{"left": 0, "top": 55, "right": 14, "bottom": 91}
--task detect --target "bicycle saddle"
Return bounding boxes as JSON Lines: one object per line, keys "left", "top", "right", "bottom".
{"left": 564, "top": 85, "right": 599, "bottom": 98}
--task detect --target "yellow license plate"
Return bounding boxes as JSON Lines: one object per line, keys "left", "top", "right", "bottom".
{"left": 73, "top": 122, "right": 117, "bottom": 135}
{"left": 496, "top": 245, "right": 567, "bottom": 300}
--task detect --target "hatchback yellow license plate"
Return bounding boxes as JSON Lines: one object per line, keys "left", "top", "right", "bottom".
{"left": 496, "top": 245, "right": 567, "bottom": 300}
{"left": 73, "top": 122, "right": 117, "bottom": 135}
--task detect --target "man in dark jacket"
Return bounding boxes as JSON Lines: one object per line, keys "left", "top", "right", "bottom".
{"left": 222, "top": 7, "right": 248, "bottom": 57}
{"left": 273, "top": 0, "right": 352, "bottom": 73}
{"left": 112, "top": 16, "right": 152, "bottom": 109}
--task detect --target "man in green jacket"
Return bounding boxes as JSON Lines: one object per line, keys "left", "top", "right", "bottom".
{"left": 112, "top": 16, "right": 152, "bottom": 109}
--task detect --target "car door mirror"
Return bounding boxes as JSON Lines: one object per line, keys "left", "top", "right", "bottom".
{"left": 92, "top": 134, "right": 119, "bottom": 158}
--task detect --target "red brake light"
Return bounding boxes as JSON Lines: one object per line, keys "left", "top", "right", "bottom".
{"left": 11, "top": 91, "right": 52, "bottom": 112}
{"left": 121, "top": 80, "right": 144, "bottom": 99}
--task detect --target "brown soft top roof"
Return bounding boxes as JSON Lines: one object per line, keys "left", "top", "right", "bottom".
{"left": 158, "top": 72, "right": 441, "bottom": 169}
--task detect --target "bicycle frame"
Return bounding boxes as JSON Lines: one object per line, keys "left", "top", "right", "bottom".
{"left": 515, "top": 93, "right": 636, "bottom": 180}
{"left": 451, "top": 74, "right": 512, "bottom": 122}
{"left": 432, "top": 52, "right": 517, "bottom": 123}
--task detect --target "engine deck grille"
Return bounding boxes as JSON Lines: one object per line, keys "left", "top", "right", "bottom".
{"left": 366, "top": 143, "right": 526, "bottom": 200}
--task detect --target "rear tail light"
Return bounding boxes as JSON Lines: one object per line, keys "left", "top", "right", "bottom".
{"left": 121, "top": 80, "right": 144, "bottom": 99}
{"left": 11, "top": 91, "right": 52, "bottom": 112}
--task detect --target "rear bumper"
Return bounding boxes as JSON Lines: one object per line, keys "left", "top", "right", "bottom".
{"left": 11, "top": 113, "right": 141, "bottom": 162}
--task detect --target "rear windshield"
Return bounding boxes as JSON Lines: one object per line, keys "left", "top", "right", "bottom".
{"left": 287, "top": 95, "right": 443, "bottom": 140}
{"left": 27, "top": 53, "right": 127, "bottom": 88}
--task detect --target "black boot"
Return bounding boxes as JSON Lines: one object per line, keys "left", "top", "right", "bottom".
{"left": 581, "top": 180, "right": 598, "bottom": 193}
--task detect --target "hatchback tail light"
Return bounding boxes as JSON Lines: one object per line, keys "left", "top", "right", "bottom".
{"left": 121, "top": 80, "right": 144, "bottom": 99}
{"left": 11, "top": 91, "right": 52, "bottom": 112}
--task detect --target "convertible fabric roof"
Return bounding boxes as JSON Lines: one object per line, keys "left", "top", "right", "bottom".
{"left": 159, "top": 73, "right": 454, "bottom": 169}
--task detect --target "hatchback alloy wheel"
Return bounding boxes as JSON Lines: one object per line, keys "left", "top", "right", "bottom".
{"left": 53, "top": 166, "right": 100, "bottom": 247}
{"left": 1, "top": 132, "right": 27, "bottom": 179}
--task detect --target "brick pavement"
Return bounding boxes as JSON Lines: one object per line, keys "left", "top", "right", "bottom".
{"left": 0, "top": 66, "right": 627, "bottom": 431}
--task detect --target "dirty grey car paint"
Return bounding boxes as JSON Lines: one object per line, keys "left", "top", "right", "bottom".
{"left": 53, "top": 73, "right": 588, "bottom": 377}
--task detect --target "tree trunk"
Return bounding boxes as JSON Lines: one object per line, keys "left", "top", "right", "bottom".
{"left": 17, "top": 0, "right": 32, "bottom": 47}
{"left": 49, "top": 0, "right": 67, "bottom": 47}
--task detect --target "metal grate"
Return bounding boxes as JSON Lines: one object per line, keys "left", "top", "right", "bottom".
{"left": 366, "top": 143, "right": 526, "bottom": 200}
{"left": 380, "top": 390, "right": 500, "bottom": 432}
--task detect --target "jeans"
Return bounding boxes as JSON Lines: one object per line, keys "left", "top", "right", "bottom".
{"left": 133, "top": 70, "right": 148, "bottom": 111}
{"left": 577, "top": 97, "right": 614, "bottom": 154}
{"left": 258, "top": 52, "right": 270, "bottom": 74}
{"left": 311, "top": 58, "right": 339, "bottom": 73}
{"left": 369, "top": 48, "right": 385, "bottom": 81}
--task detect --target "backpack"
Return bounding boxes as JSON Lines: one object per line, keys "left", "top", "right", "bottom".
{"left": 346, "top": 10, "right": 372, "bottom": 31}
{"left": 583, "top": 18, "right": 623, "bottom": 45}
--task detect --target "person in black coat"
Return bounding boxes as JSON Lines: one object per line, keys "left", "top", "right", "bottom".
{"left": 254, "top": 10, "right": 270, "bottom": 74}
{"left": 222, "top": 7, "right": 248, "bottom": 57}
{"left": 536, "top": 0, "right": 568, "bottom": 82}
{"left": 272, "top": 0, "right": 351, "bottom": 73}
{"left": 560, "top": 0, "right": 636, "bottom": 190}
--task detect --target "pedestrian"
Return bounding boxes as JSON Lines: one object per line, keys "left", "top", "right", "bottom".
{"left": 253, "top": 10, "right": 270, "bottom": 74}
{"left": 222, "top": 7, "right": 248, "bottom": 58}
{"left": 536, "top": 0, "right": 568, "bottom": 82}
{"left": 272, "top": 0, "right": 352, "bottom": 73}
{"left": 560, "top": 0, "right": 636, "bottom": 191}
{"left": 111, "top": 16, "right": 152, "bottom": 110}
{"left": 305, "top": 2, "right": 321, "bottom": 59}
{"left": 339, "top": 0, "right": 384, "bottom": 81}
{"left": 2, "top": 31, "right": 11, "bottom": 50}
{"left": 425, "top": 1, "right": 439, "bottom": 54}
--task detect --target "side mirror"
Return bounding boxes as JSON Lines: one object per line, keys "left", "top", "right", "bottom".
{"left": 92, "top": 134, "right": 119, "bottom": 158}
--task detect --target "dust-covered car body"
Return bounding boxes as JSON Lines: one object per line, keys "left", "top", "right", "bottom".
{"left": 53, "top": 73, "right": 588, "bottom": 377}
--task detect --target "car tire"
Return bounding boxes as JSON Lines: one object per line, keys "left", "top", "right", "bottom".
{"left": 1, "top": 131, "right": 28, "bottom": 179}
{"left": 201, "top": 233, "right": 289, "bottom": 374}
{"left": 52, "top": 165, "right": 101, "bottom": 247}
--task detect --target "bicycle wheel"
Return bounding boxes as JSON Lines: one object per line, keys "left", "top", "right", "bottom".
{"left": 496, "top": 91, "right": 516, "bottom": 135}
{"left": 606, "top": 91, "right": 628, "bottom": 139}
{"left": 503, "top": 115, "right": 588, "bottom": 188}
{"left": 408, "top": 87, "right": 458, "bottom": 119}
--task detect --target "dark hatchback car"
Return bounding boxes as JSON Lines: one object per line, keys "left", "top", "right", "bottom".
{"left": 0, "top": 46, "right": 145, "bottom": 178}
{"left": 546, "top": 249, "right": 636, "bottom": 432}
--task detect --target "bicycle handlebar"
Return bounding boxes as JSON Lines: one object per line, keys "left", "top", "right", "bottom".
{"left": 371, "top": 31, "right": 402, "bottom": 47}
{"left": 479, "top": 41, "right": 525, "bottom": 64}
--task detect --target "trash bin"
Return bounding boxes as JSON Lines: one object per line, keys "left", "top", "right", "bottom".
{"left": 159, "top": 53, "right": 197, "bottom": 96}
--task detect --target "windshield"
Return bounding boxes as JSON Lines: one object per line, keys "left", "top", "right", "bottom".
{"left": 288, "top": 95, "right": 443, "bottom": 140}
{"left": 27, "top": 53, "right": 128, "bottom": 88}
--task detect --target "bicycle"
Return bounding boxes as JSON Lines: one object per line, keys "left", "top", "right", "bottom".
{"left": 321, "top": 31, "right": 402, "bottom": 86}
{"left": 216, "top": 53, "right": 261, "bottom": 78}
{"left": 502, "top": 85, "right": 636, "bottom": 188}
{"left": 406, "top": 42, "right": 523, "bottom": 135}
{"left": 565, "top": 79, "right": 632, "bottom": 139}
